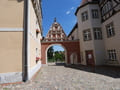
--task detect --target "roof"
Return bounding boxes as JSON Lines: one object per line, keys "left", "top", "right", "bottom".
{"left": 81, "top": 0, "right": 92, "bottom": 5}
{"left": 68, "top": 23, "right": 78, "bottom": 37}
{"left": 75, "top": 0, "right": 99, "bottom": 15}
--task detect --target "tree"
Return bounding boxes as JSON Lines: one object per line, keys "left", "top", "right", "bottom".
{"left": 60, "top": 51, "right": 65, "bottom": 62}
{"left": 54, "top": 51, "right": 65, "bottom": 62}
{"left": 47, "top": 46, "right": 54, "bottom": 59}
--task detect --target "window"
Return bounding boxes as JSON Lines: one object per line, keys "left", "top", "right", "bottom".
{"left": 93, "top": 28, "right": 102, "bottom": 40}
{"left": 83, "top": 29, "right": 91, "bottom": 41}
{"left": 92, "top": 9, "right": 99, "bottom": 19}
{"left": 101, "top": 1, "right": 113, "bottom": 15}
{"left": 106, "top": 22, "right": 115, "bottom": 38}
{"left": 36, "top": 48, "right": 39, "bottom": 63}
{"left": 107, "top": 49, "right": 117, "bottom": 61}
{"left": 36, "top": 32, "right": 39, "bottom": 38}
{"left": 71, "top": 36, "right": 74, "bottom": 40}
{"left": 81, "top": 11, "right": 88, "bottom": 21}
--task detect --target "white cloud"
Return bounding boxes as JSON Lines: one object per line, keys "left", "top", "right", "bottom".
{"left": 71, "top": 7, "right": 75, "bottom": 10}
{"left": 66, "top": 6, "right": 75, "bottom": 15}
{"left": 66, "top": 11, "right": 71, "bottom": 15}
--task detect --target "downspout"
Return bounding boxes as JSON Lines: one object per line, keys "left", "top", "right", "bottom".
{"left": 23, "top": 0, "right": 28, "bottom": 82}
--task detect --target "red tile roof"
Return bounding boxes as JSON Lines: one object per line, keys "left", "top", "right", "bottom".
{"left": 80, "top": 0, "right": 93, "bottom": 5}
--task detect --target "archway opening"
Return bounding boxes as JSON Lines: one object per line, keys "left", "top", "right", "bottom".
{"left": 46, "top": 44, "right": 67, "bottom": 65}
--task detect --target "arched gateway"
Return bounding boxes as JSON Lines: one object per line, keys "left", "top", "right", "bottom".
{"left": 41, "top": 19, "right": 81, "bottom": 65}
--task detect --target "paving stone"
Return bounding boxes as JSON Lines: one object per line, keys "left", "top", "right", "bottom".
{"left": 0, "top": 64, "right": 120, "bottom": 90}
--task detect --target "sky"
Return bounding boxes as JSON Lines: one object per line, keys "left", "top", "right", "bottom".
{"left": 53, "top": 45, "right": 64, "bottom": 51}
{"left": 42, "top": 0, "right": 82, "bottom": 51}
{"left": 42, "top": 0, "right": 82, "bottom": 36}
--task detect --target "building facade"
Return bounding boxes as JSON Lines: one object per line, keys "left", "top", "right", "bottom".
{"left": 0, "top": 0, "right": 42, "bottom": 84}
{"left": 100, "top": 0, "right": 120, "bottom": 65}
{"left": 68, "top": 23, "right": 79, "bottom": 41}
{"left": 74, "top": 0, "right": 120, "bottom": 66}
{"left": 41, "top": 19, "right": 81, "bottom": 65}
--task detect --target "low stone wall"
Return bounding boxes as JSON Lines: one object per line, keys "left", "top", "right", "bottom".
{"left": 0, "top": 72, "right": 22, "bottom": 84}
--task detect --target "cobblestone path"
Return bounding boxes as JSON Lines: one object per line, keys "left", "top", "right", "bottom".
{"left": 1, "top": 63, "right": 120, "bottom": 90}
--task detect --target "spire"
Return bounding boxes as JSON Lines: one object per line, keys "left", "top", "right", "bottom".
{"left": 54, "top": 17, "right": 57, "bottom": 22}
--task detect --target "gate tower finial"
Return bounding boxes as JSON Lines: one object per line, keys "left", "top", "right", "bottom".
{"left": 54, "top": 17, "right": 56, "bottom": 22}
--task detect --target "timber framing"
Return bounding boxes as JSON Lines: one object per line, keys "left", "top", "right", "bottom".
{"left": 99, "top": 0, "right": 120, "bottom": 22}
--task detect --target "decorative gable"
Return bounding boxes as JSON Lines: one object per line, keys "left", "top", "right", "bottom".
{"left": 43, "top": 18, "right": 67, "bottom": 42}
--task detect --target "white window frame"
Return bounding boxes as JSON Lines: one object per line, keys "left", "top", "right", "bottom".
{"left": 106, "top": 22, "right": 115, "bottom": 38}
{"left": 81, "top": 11, "right": 88, "bottom": 21}
{"left": 93, "top": 28, "right": 102, "bottom": 40}
{"left": 92, "top": 9, "right": 99, "bottom": 19}
{"left": 107, "top": 49, "right": 117, "bottom": 61}
{"left": 83, "top": 29, "right": 91, "bottom": 41}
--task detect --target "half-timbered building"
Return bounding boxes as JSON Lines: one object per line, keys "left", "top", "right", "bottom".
{"left": 74, "top": 0, "right": 120, "bottom": 66}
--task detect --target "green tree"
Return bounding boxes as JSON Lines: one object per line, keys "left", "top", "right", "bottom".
{"left": 60, "top": 51, "right": 65, "bottom": 62}
{"left": 54, "top": 51, "right": 65, "bottom": 62}
{"left": 47, "top": 46, "right": 54, "bottom": 59}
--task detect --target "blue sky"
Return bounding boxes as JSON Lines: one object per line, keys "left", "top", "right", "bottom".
{"left": 42, "top": 0, "right": 82, "bottom": 36}
{"left": 53, "top": 45, "right": 64, "bottom": 51}
{"left": 42, "top": 0, "right": 82, "bottom": 51}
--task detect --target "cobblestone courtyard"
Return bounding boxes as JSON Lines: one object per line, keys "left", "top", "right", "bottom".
{"left": 1, "top": 63, "right": 120, "bottom": 90}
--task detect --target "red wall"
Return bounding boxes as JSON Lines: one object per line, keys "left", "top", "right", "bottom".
{"left": 41, "top": 41, "right": 81, "bottom": 64}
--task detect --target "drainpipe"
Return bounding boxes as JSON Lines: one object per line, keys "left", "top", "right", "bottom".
{"left": 23, "top": 0, "right": 29, "bottom": 82}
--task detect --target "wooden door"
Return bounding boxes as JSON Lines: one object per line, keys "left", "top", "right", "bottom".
{"left": 85, "top": 50, "right": 95, "bottom": 66}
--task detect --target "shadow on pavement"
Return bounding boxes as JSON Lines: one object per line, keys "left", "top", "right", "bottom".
{"left": 55, "top": 62, "right": 65, "bottom": 66}
{"left": 48, "top": 62, "right": 65, "bottom": 66}
{"left": 48, "top": 62, "right": 120, "bottom": 78}
{"left": 65, "top": 64, "right": 120, "bottom": 78}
